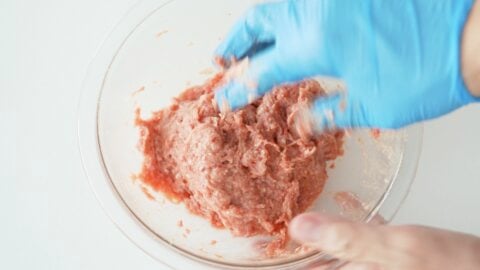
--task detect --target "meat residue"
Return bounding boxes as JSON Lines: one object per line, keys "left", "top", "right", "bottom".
{"left": 141, "top": 186, "right": 155, "bottom": 201}
{"left": 131, "top": 86, "right": 145, "bottom": 97}
{"left": 334, "top": 191, "right": 386, "bottom": 225}
{"left": 370, "top": 129, "right": 381, "bottom": 139}
{"left": 156, "top": 30, "right": 169, "bottom": 38}
{"left": 334, "top": 191, "right": 364, "bottom": 212}
{"left": 136, "top": 74, "right": 344, "bottom": 255}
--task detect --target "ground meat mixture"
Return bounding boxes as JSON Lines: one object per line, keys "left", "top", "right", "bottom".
{"left": 136, "top": 74, "right": 344, "bottom": 252}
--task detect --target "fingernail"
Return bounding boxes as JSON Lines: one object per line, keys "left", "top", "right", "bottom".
{"left": 289, "top": 214, "right": 330, "bottom": 244}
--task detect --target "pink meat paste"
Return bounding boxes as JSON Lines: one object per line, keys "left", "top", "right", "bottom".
{"left": 136, "top": 73, "right": 344, "bottom": 253}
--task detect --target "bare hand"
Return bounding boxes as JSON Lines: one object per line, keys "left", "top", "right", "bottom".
{"left": 289, "top": 213, "right": 480, "bottom": 270}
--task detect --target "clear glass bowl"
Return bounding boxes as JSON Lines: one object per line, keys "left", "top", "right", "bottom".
{"left": 77, "top": 0, "right": 423, "bottom": 269}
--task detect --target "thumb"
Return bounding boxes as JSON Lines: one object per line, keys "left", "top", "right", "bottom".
{"left": 289, "top": 213, "right": 397, "bottom": 265}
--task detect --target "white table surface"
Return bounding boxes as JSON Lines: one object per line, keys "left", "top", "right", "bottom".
{"left": 2, "top": 1, "right": 479, "bottom": 269}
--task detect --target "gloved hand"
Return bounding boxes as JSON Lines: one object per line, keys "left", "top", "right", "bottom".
{"left": 214, "top": 0, "right": 479, "bottom": 129}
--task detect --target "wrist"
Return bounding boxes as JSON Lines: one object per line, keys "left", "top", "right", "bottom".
{"left": 462, "top": 0, "right": 480, "bottom": 97}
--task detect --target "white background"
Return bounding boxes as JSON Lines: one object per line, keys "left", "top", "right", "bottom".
{"left": 1, "top": 0, "right": 479, "bottom": 269}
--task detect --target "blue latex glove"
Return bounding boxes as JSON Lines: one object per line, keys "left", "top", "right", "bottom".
{"left": 214, "top": 0, "right": 479, "bottom": 129}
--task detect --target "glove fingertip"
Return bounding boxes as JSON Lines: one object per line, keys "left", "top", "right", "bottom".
{"left": 213, "top": 19, "right": 256, "bottom": 66}
{"left": 214, "top": 82, "right": 251, "bottom": 112}
{"left": 311, "top": 95, "right": 355, "bottom": 130}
